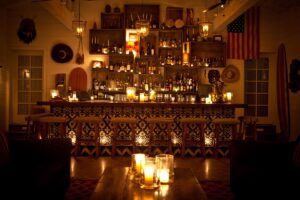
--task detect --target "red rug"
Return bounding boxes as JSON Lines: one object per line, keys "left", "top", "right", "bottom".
{"left": 64, "top": 178, "right": 98, "bottom": 200}
{"left": 64, "top": 178, "right": 235, "bottom": 200}
{"left": 200, "top": 180, "right": 236, "bottom": 200}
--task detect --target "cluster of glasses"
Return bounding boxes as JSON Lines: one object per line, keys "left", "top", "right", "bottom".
{"left": 190, "top": 56, "right": 225, "bottom": 68}
{"left": 130, "top": 153, "right": 174, "bottom": 190}
{"left": 159, "top": 38, "right": 182, "bottom": 48}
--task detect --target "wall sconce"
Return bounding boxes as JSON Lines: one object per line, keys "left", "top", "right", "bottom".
{"left": 23, "top": 69, "right": 30, "bottom": 79}
{"left": 50, "top": 89, "right": 59, "bottom": 99}
{"left": 199, "top": 22, "right": 212, "bottom": 39}
{"left": 135, "top": 19, "right": 150, "bottom": 38}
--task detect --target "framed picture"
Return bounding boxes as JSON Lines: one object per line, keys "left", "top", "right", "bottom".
{"left": 213, "top": 35, "right": 223, "bottom": 42}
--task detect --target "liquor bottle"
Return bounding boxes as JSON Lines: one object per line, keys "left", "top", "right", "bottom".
{"left": 186, "top": 29, "right": 190, "bottom": 42}
{"left": 169, "top": 78, "right": 173, "bottom": 91}
{"left": 151, "top": 45, "right": 155, "bottom": 56}
{"left": 109, "top": 64, "right": 114, "bottom": 72}
{"left": 126, "top": 62, "right": 131, "bottom": 72}
{"left": 146, "top": 42, "right": 151, "bottom": 56}
{"left": 144, "top": 79, "right": 149, "bottom": 92}
{"left": 192, "top": 28, "right": 196, "bottom": 42}
{"left": 140, "top": 46, "right": 145, "bottom": 56}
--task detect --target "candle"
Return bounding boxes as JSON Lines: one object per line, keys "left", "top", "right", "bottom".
{"left": 144, "top": 165, "right": 154, "bottom": 186}
{"left": 134, "top": 154, "right": 145, "bottom": 174}
{"left": 226, "top": 92, "right": 232, "bottom": 101}
{"left": 139, "top": 93, "right": 145, "bottom": 102}
{"left": 149, "top": 90, "right": 156, "bottom": 101}
{"left": 126, "top": 87, "right": 136, "bottom": 101}
{"left": 159, "top": 169, "right": 170, "bottom": 183}
{"left": 155, "top": 154, "right": 174, "bottom": 184}
{"left": 191, "top": 96, "right": 196, "bottom": 103}
{"left": 50, "top": 89, "right": 59, "bottom": 99}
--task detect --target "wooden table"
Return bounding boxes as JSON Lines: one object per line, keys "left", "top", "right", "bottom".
{"left": 90, "top": 167, "right": 207, "bottom": 200}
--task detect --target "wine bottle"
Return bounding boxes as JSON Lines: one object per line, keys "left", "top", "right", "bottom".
{"left": 186, "top": 29, "right": 190, "bottom": 42}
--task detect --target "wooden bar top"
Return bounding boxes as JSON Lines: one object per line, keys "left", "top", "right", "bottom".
{"left": 90, "top": 167, "right": 208, "bottom": 200}
{"left": 37, "top": 100, "right": 247, "bottom": 108}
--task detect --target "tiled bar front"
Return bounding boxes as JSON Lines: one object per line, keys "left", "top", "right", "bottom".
{"left": 38, "top": 101, "right": 246, "bottom": 157}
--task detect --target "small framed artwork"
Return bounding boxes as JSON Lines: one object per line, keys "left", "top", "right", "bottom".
{"left": 213, "top": 35, "right": 223, "bottom": 42}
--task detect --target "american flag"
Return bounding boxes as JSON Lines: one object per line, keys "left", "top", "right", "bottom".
{"left": 227, "top": 6, "right": 260, "bottom": 60}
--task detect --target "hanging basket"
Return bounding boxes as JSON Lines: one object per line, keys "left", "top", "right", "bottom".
{"left": 75, "top": 36, "right": 84, "bottom": 64}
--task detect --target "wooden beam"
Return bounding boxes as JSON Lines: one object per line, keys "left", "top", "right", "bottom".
{"left": 213, "top": 0, "right": 259, "bottom": 32}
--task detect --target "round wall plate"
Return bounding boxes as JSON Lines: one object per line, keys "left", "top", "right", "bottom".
{"left": 51, "top": 43, "right": 73, "bottom": 63}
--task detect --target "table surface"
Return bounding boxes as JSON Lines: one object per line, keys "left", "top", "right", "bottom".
{"left": 90, "top": 167, "right": 208, "bottom": 200}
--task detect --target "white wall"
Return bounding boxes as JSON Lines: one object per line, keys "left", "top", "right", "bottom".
{"left": 259, "top": 4, "right": 300, "bottom": 140}
{"left": 2, "top": 0, "right": 300, "bottom": 139}
{"left": 0, "top": 6, "right": 8, "bottom": 130}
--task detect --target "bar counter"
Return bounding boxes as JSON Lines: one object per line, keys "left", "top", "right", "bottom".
{"left": 37, "top": 100, "right": 247, "bottom": 156}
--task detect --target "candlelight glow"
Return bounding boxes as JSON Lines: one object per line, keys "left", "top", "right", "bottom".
{"left": 126, "top": 87, "right": 136, "bottom": 101}
{"left": 50, "top": 89, "right": 59, "bottom": 98}
{"left": 226, "top": 92, "right": 233, "bottom": 101}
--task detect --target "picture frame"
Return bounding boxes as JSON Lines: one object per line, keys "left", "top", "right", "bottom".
{"left": 213, "top": 35, "right": 223, "bottom": 42}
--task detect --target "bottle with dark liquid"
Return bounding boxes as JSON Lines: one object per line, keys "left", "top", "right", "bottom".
{"left": 146, "top": 42, "right": 151, "bottom": 56}
{"left": 192, "top": 28, "right": 196, "bottom": 42}
{"left": 186, "top": 29, "right": 190, "bottom": 42}
{"left": 151, "top": 45, "right": 155, "bottom": 56}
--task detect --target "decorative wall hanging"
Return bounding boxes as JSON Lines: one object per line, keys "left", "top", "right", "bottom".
{"left": 17, "top": 18, "right": 36, "bottom": 44}
{"left": 289, "top": 59, "right": 300, "bottom": 93}
{"left": 51, "top": 43, "right": 73, "bottom": 63}
{"left": 75, "top": 36, "right": 84, "bottom": 64}
{"left": 221, "top": 65, "right": 240, "bottom": 83}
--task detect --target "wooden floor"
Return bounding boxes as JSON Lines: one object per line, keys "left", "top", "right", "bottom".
{"left": 70, "top": 156, "right": 230, "bottom": 183}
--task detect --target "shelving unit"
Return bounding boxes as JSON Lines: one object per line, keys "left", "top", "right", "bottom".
{"left": 89, "top": 4, "right": 227, "bottom": 101}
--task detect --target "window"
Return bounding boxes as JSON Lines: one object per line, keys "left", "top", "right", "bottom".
{"left": 17, "top": 55, "right": 43, "bottom": 115}
{"left": 244, "top": 58, "right": 269, "bottom": 117}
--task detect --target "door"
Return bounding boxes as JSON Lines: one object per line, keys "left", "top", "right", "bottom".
{"left": 9, "top": 50, "right": 44, "bottom": 124}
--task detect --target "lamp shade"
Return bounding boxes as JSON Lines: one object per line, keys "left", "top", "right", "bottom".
{"left": 72, "top": 20, "right": 87, "bottom": 36}
{"left": 199, "top": 21, "right": 212, "bottom": 39}
{"left": 135, "top": 19, "right": 150, "bottom": 37}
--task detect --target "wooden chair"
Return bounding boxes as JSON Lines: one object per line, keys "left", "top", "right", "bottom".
{"left": 74, "top": 116, "right": 102, "bottom": 157}
{"left": 180, "top": 117, "right": 207, "bottom": 157}
{"left": 146, "top": 117, "right": 174, "bottom": 156}
{"left": 239, "top": 116, "right": 258, "bottom": 141}
{"left": 38, "top": 116, "right": 67, "bottom": 139}
{"left": 25, "top": 105, "right": 52, "bottom": 138}
{"left": 110, "top": 117, "right": 138, "bottom": 156}
{"left": 212, "top": 118, "right": 240, "bottom": 158}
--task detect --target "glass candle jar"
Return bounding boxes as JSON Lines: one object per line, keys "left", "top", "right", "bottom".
{"left": 131, "top": 153, "right": 145, "bottom": 181}
{"left": 155, "top": 154, "right": 174, "bottom": 184}
{"left": 140, "top": 157, "right": 159, "bottom": 189}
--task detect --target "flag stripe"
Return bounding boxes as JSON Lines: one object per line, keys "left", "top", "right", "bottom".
{"left": 227, "top": 6, "right": 259, "bottom": 60}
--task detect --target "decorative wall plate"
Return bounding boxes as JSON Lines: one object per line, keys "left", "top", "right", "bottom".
{"left": 175, "top": 19, "right": 184, "bottom": 28}
{"left": 221, "top": 65, "right": 240, "bottom": 83}
{"left": 51, "top": 43, "right": 73, "bottom": 63}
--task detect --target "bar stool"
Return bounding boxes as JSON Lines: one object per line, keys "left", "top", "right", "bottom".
{"left": 146, "top": 117, "right": 174, "bottom": 156}
{"left": 180, "top": 117, "right": 207, "bottom": 157}
{"left": 74, "top": 116, "right": 102, "bottom": 157}
{"left": 110, "top": 117, "right": 138, "bottom": 156}
{"left": 212, "top": 118, "right": 240, "bottom": 158}
{"left": 25, "top": 105, "right": 52, "bottom": 138}
{"left": 38, "top": 116, "right": 67, "bottom": 139}
{"left": 25, "top": 113, "right": 53, "bottom": 138}
{"left": 239, "top": 116, "right": 258, "bottom": 141}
